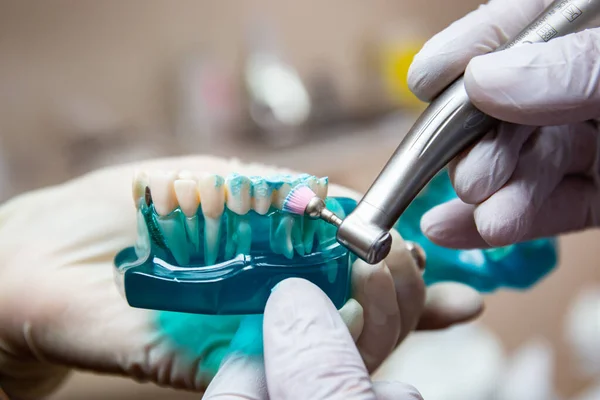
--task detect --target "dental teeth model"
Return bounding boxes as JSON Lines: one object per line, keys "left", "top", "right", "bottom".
{"left": 117, "top": 170, "right": 352, "bottom": 315}
{"left": 133, "top": 171, "right": 333, "bottom": 266}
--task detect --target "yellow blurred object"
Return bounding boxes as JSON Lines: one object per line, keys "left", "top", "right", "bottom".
{"left": 380, "top": 42, "right": 426, "bottom": 110}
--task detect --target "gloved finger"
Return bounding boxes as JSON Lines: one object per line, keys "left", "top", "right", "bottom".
{"left": 421, "top": 199, "right": 489, "bottom": 249}
{"left": 263, "top": 278, "right": 377, "bottom": 400}
{"left": 202, "top": 353, "right": 267, "bottom": 400}
{"left": 416, "top": 282, "right": 484, "bottom": 330}
{"left": 203, "top": 315, "right": 267, "bottom": 399}
{"left": 408, "top": 0, "right": 551, "bottom": 101}
{"left": 372, "top": 381, "right": 423, "bottom": 400}
{"left": 465, "top": 28, "right": 600, "bottom": 125}
{"left": 383, "top": 229, "right": 426, "bottom": 346}
{"left": 449, "top": 123, "right": 536, "bottom": 204}
{"left": 210, "top": 351, "right": 428, "bottom": 398}
{"left": 339, "top": 298, "right": 365, "bottom": 343}
{"left": 474, "top": 123, "right": 598, "bottom": 246}
{"left": 438, "top": 122, "right": 598, "bottom": 247}
{"left": 351, "top": 258, "right": 401, "bottom": 372}
{"left": 500, "top": 176, "right": 600, "bottom": 241}
{"left": 348, "top": 227, "right": 427, "bottom": 372}
{"left": 422, "top": 177, "right": 600, "bottom": 247}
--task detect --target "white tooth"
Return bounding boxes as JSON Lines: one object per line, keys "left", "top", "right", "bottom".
{"left": 174, "top": 179, "right": 201, "bottom": 252}
{"left": 225, "top": 213, "right": 252, "bottom": 258}
{"left": 304, "top": 176, "right": 319, "bottom": 194}
{"left": 326, "top": 259, "right": 338, "bottom": 283}
{"left": 174, "top": 179, "right": 200, "bottom": 217}
{"left": 236, "top": 218, "right": 252, "bottom": 255}
{"left": 251, "top": 177, "right": 272, "bottom": 215}
{"left": 178, "top": 169, "right": 195, "bottom": 180}
{"left": 292, "top": 217, "right": 305, "bottom": 256}
{"left": 224, "top": 176, "right": 255, "bottom": 257}
{"left": 225, "top": 174, "right": 252, "bottom": 215}
{"left": 301, "top": 176, "right": 321, "bottom": 253}
{"left": 149, "top": 172, "right": 190, "bottom": 265}
{"left": 198, "top": 174, "right": 225, "bottom": 265}
{"left": 316, "top": 177, "right": 329, "bottom": 199}
{"left": 225, "top": 215, "right": 235, "bottom": 259}
{"left": 197, "top": 174, "right": 225, "bottom": 219}
{"left": 157, "top": 214, "right": 190, "bottom": 266}
{"left": 225, "top": 174, "right": 252, "bottom": 259}
{"left": 134, "top": 209, "right": 151, "bottom": 258}
{"left": 272, "top": 181, "right": 292, "bottom": 210}
{"left": 149, "top": 171, "right": 178, "bottom": 216}
{"left": 270, "top": 213, "right": 281, "bottom": 254}
{"left": 204, "top": 218, "right": 221, "bottom": 265}
{"left": 275, "top": 214, "right": 295, "bottom": 259}
{"left": 132, "top": 170, "right": 149, "bottom": 208}
{"left": 185, "top": 217, "right": 201, "bottom": 253}
{"left": 303, "top": 216, "right": 317, "bottom": 253}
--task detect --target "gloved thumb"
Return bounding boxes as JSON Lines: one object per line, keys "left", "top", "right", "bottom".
{"left": 464, "top": 28, "right": 600, "bottom": 126}
{"left": 263, "top": 278, "right": 422, "bottom": 400}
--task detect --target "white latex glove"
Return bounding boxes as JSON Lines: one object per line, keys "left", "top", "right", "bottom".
{"left": 0, "top": 155, "right": 483, "bottom": 399}
{"left": 408, "top": 0, "right": 600, "bottom": 248}
{"left": 203, "top": 278, "right": 423, "bottom": 400}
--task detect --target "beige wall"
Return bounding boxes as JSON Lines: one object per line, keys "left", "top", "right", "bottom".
{"left": 0, "top": 0, "right": 481, "bottom": 193}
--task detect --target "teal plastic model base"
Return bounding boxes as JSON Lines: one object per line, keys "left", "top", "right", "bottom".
{"left": 114, "top": 197, "right": 355, "bottom": 315}
{"left": 395, "top": 169, "right": 558, "bottom": 292}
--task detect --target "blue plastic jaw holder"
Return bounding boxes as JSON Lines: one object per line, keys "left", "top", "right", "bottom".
{"left": 114, "top": 197, "right": 356, "bottom": 315}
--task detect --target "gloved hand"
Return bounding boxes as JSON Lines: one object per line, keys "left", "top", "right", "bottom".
{"left": 0, "top": 155, "right": 483, "bottom": 399}
{"left": 203, "top": 278, "right": 423, "bottom": 400}
{"left": 408, "top": 0, "right": 600, "bottom": 248}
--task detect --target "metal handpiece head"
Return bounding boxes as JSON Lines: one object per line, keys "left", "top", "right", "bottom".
{"left": 336, "top": 203, "right": 393, "bottom": 264}
{"left": 305, "top": 196, "right": 326, "bottom": 218}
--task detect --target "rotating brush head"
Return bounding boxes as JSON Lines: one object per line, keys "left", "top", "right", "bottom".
{"left": 282, "top": 185, "right": 342, "bottom": 227}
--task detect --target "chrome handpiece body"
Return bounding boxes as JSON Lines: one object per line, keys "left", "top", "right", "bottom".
{"left": 337, "top": 0, "right": 600, "bottom": 264}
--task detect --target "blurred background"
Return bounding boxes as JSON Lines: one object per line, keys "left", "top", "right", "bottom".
{"left": 0, "top": 1, "right": 598, "bottom": 399}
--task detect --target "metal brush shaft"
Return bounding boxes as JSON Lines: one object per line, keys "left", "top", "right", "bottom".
{"left": 320, "top": 208, "right": 343, "bottom": 227}
{"left": 306, "top": 196, "right": 343, "bottom": 226}
{"left": 337, "top": 0, "right": 600, "bottom": 265}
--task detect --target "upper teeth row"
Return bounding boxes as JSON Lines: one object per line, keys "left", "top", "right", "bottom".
{"left": 132, "top": 170, "right": 329, "bottom": 217}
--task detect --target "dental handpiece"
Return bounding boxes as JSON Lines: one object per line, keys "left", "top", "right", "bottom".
{"left": 336, "top": 0, "right": 600, "bottom": 265}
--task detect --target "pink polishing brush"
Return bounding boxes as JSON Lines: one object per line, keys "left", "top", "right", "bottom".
{"left": 282, "top": 185, "right": 343, "bottom": 227}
